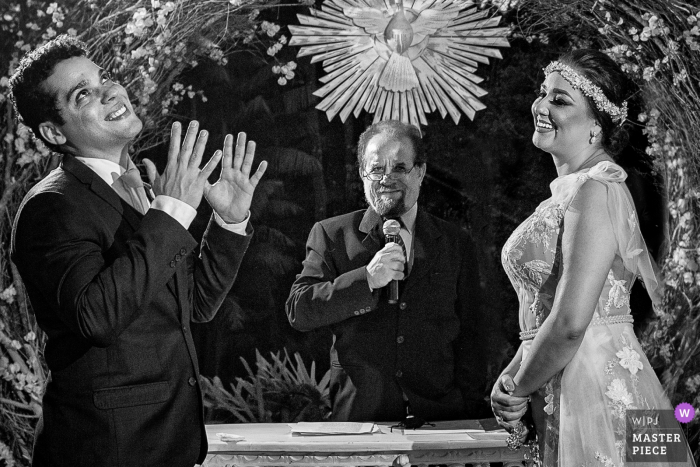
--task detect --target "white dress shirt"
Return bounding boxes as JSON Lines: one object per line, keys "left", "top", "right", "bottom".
{"left": 75, "top": 157, "right": 249, "bottom": 234}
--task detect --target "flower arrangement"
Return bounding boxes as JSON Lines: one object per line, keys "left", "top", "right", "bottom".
{"left": 515, "top": 0, "right": 700, "bottom": 459}
{"left": 0, "top": 0, "right": 293, "bottom": 464}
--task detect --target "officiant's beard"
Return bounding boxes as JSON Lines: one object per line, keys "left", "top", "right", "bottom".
{"left": 366, "top": 184, "right": 408, "bottom": 218}
{"left": 373, "top": 196, "right": 406, "bottom": 218}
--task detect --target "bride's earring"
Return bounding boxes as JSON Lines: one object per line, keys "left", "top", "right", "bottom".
{"left": 589, "top": 130, "right": 600, "bottom": 144}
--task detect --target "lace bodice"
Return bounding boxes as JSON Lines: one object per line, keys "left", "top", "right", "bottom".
{"left": 501, "top": 161, "right": 660, "bottom": 336}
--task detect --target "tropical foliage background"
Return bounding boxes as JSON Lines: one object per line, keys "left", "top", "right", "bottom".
{"left": 0, "top": 0, "right": 698, "bottom": 465}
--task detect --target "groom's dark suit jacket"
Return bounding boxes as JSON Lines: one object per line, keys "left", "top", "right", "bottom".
{"left": 286, "top": 208, "right": 488, "bottom": 422}
{"left": 11, "top": 155, "right": 250, "bottom": 467}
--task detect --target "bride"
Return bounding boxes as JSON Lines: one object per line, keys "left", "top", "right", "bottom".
{"left": 490, "top": 48, "right": 695, "bottom": 466}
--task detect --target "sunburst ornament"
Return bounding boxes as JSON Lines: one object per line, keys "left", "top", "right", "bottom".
{"left": 289, "top": 0, "right": 510, "bottom": 126}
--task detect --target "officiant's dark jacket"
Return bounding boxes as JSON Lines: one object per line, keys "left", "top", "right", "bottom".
{"left": 11, "top": 155, "right": 250, "bottom": 467}
{"left": 286, "top": 207, "right": 488, "bottom": 422}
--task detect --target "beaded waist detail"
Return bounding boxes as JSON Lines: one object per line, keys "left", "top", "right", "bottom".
{"left": 519, "top": 314, "right": 634, "bottom": 341}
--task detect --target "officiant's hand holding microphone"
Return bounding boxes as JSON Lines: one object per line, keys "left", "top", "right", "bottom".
{"left": 365, "top": 220, "right": 405, "bottom": 302}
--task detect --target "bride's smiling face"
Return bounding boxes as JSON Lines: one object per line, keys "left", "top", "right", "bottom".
{"left": 531, "top": 71, "right": 598, "bottom": 157}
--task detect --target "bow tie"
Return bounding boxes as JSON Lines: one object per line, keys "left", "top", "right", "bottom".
{"left": 111, "top": 168, "right": 150, "bottom": 214}
{"left": 113, "top": 167, "right": 144, "bottom": 188}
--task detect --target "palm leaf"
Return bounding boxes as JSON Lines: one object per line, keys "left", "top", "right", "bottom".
{"left": 246, "top": 243, "right": 299, "bottom": 277}
{"left": 252, "top": 225, "right": 297, "bottom": 251}
{"left": 201, "top": 349, "right": 331, "bottom": 423}
{"left": 249, "top": 179, "right": 284, "bottom": 221}
{"left": 266, "top": 199, "right": 306, "bottom": 218}
{"left": 256, "top": 147, "right": 324, "bottom": 178}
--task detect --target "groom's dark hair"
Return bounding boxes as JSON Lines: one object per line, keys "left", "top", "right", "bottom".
{"left": 9, "top": 34, "right": 88, "bottom": 150}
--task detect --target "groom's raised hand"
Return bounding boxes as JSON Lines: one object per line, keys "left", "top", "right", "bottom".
{"left": 204, "top": 132, "right": 267, "bottom": 224}
{"left": 143, "top": 120, "right": 222, "bottom": 209}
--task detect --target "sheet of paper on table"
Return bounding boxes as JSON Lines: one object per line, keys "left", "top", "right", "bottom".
{"left": 290, "top": 422, "right": 380, "bottom": 436}
{"left": 400, "top": 419, "right": 507, "bottom": 435}
{"left": 216, "top": 432, "right": 245, "bottom": 442}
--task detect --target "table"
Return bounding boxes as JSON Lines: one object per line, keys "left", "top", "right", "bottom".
{"left": 202, "top": 421, "right": 533, "bottom": 467}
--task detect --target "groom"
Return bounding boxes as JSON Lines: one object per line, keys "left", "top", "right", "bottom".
{"left": 9, "top": 35, "right": 266, "bottom": 466}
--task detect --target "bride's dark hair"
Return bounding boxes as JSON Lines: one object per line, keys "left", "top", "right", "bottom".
{"left": 559, "top": 49, "right": 667, "bottom": 335}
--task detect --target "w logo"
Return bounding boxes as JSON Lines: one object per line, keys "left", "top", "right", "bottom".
{"left": 675, "top": 403, "right": 696, "bottom": 423}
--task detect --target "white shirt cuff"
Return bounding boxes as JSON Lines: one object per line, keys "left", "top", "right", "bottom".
{"left": 151, "top": 195, "right": 197, "bottom": 229}
{"left": 213, "top": 210, "right": 250, "bottom": 235}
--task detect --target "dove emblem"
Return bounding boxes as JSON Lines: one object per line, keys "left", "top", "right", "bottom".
{"left": 289, "top": 0, "right": 510, "bottom": 126}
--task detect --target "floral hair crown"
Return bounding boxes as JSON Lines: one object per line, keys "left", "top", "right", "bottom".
{"left": 544, "top": 61, "right": 628, "bottom": 124}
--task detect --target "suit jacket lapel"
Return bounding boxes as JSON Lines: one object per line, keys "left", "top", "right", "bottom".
{"left": 404, "top": 209, "right": 442, "bottom": 288}
{"left": 359, "top": 208, "right": 383, "bottom": 256}
{"left": 63, "top": 154, "right": 181, "bottom": 310}
{"left": 62, "top": 155, "right": 143, "bottom": 231}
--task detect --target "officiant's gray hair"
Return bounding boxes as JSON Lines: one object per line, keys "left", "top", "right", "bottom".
{"left": 357, "top": 120, "right": 425, "bottom": 168}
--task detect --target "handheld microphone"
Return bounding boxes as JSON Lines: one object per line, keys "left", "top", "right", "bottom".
{"left": 382, "top": 219, "right": 402, "bottom": 304}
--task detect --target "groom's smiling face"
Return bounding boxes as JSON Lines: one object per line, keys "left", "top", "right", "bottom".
{"left": 361, "top": 133, "right": 426, "bottom": 218}
{"left": 39, "top": 56, "right": 142, "bottom": 158}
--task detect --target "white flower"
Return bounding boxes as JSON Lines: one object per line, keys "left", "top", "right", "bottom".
{"left": 277, "top": 77, "right": 287, "bottom": 86}
{"left": 685, "top": 374, "right": 700, "bottom": 393}
{"left": 267, "top": 43, "right": 282, "bottom": 56}
{"left": 606, "top": 378, "right": 634, "bottom": 406}
{"left": 24, "top": 332, "right": 36, "bottom": 342}
{"left": 543, "top": 393, "right": 554, "bottom": 415}
{"left": 595, "top": 452, "right": 619, "bottom": 467}
{"left": 617, "top": 347, "right": 643, "bottom": 375}
{"left": 261, "top": 21, "right": 280, "bottom": 37}
{"left": 643, "top": 66, "right": 655, "bottom": 81}
{"left": 0, "top": 285, "right": 17, "bottom": 304}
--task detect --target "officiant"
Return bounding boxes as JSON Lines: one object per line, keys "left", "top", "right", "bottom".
{"left": 286, "top": 120, "right": 490, "bottom": 422}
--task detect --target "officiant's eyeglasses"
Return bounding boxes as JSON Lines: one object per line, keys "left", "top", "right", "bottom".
{"left": 362, "top": 165, "right": 416, "bottom": 181}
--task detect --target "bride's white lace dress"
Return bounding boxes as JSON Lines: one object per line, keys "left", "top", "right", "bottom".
{"left": 501, "top": 161, "right": 692, "bottom": 466}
